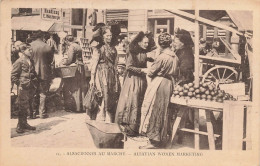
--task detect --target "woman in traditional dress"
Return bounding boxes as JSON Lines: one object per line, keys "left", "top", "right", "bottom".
{"left": 89, "top": 24, "right": 121, "bottom": 123}
{"left": 139, "top": 33, "right": 179, "bottom": 148}
{"left": 173, "top": 28, "right": 195, "bottom": 130}
{"left": 115, "top": 31, "right": 156, "bottom": 136}
{"left": 173, "top": 28, "right": 194, "bottom": 85}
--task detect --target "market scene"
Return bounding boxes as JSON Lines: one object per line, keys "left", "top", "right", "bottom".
{"left": 10, "top": 8, "right": 253, "bottom": 150}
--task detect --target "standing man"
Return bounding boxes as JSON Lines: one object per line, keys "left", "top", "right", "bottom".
{"left": 11, "top": 43, "right": 38, "bottom": 133}
{"left": 30, "top": 30, "right": 54, "bottom": 119}
{"left": 47, "top": 34, "right": 58, "bottom": 53}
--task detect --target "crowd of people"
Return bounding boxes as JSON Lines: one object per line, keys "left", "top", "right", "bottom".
{"left": 11, "top": 30, "right": 83, "bottom": 133}
{"left": 11, "top": 24, "right": 195, "bottom": 149}
{"left": 85, "top": 24, "right": 195, "bottom": 149}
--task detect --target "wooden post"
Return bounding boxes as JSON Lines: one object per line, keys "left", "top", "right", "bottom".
{"left": 154, "top": 19, "right": 157, "bottom": 35}
{"left": 194, "top": 10, "right": 200, "bottom": 87}
{"left": 167, "top": 19, "right": 170, "bottom": 33}
{"left": 103, "top": 10, "right": 107, "bottom": 23}
{"left": 223, "top": 101, "right": 244, "bottom": 150}
{"left": 225, "top": 30, "right": 230, "bottom": 56}
{"left": 194, "top": 108, "right": 200, "bottom": 150}
{"left": 171, "top": 109, "right": 185, "bottom": 146}
{"left": 214, "top": 27, "right": 218, "bottom": 39}
{"left": 222, "top": 102, "right": 231, "bottom": 150}
{"left": 203, "top": 25, "right": 207, "bottom": 40}
{"left": 205, "top": 110, "right": 216, "bottom": 150}
{"left": 246, "top": 106, "right": 252, "bottom": 150}
{"left": 82, "top": 9, "right": 87, "bottom": 38}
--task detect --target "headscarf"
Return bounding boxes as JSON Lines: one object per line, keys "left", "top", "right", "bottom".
{"left": 175, "top": 28, "right": 194, "bottom": 47}
{"left": 90, "top": 21, "right": 121, "bottom": 47}
{"left": 158, "top": 32, "right": 172, "bottom": 48}
{"left": 129, "top": 31, "right": 156, "bottom": 54}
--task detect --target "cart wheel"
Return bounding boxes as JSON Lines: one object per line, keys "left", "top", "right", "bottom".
{"left": 202, "top": 66, "right": 238, "bottom": 86}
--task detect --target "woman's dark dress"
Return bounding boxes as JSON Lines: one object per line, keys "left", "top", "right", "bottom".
{"left": 115, "top": 47, "right": 148, "bottom": 136}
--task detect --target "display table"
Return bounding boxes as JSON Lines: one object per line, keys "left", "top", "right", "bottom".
{"left": 170, "top": 97, "right": 251, "bottom": 150}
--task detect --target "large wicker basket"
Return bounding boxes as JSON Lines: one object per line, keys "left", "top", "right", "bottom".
{"left": 86, "top": 120, "right": 124, "bottom": 149}
{"left": 57, "top": 66, "right": 78, "bottom": 78}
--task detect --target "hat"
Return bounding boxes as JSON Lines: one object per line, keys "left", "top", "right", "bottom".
{"left": 19, "top": 43, "right": 30, "bottom": 52}
{"left": 66, "top": 35, "right": 74, "bottom": 42}
{"left": 35, "top": 30, "right": 43, "bottom": 39}
{"left": 14, "top": 41, "right": 22, "bottom": 48}
{"left": 175, "top": 28, "right": 194, "bottom": 46}
{"left": 200, "top": 38, "right": 206, "bottom": 44}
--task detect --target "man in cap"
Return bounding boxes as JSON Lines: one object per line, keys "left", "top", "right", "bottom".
{"left": 30, "top": 30, "right": 54, "bottom": 119}
{"left": 199, "top": 38, "right": 207, "bottom": 55}
{"left": 11, "top": 43, "right": 38, "bottom": 133}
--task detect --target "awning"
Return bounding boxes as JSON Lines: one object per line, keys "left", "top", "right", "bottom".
{"left": 182, "top": 10, "right": 253, "bottom": 31}
{"left": 226, "top": 11, "right": 253, "bottom": 31}
{"left": 12, "top": 15, "right": 54, "bottom": 31}
{"left": 106, "top": 9, "right": 128, "bottom": 22}
{"left": 48, "top": 22, "right": 63, "bottom": 32}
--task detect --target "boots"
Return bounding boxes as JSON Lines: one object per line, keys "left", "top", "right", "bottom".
{"left": 23, "top": 123, "right": 36, "bottom": 130}
{"left": 22, "top": 114, "right": 36, "bottom": 130}
{"left": 16, "top": 122, "right": 25, "bottom": 133}
{"left": 16, "top": 111, "right": 25, "bottom": 133}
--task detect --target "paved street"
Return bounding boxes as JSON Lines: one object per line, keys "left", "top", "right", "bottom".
{"left": 11, "top": 110, "right": 96, "bottom": 148}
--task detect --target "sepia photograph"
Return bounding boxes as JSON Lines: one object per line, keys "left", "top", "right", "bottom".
{"left": 1, "top": 0, "right": 259, "bottom": 166}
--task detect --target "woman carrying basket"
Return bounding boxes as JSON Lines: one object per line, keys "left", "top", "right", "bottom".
{"left": 86, "top": 22, "right": 121, "bottom": 123}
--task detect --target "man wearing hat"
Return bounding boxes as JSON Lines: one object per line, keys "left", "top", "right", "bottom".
{"left": 11, "top": 43, "right": 38, "bottom": 133}
{"left": 199, "top": 38, "right": 208, "bottom": 55}
{"left": 30, "top": 30, "right": 54, "bottom": 119}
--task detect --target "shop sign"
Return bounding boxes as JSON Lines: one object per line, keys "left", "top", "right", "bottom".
{"left": 41, "top": 8, "right": 62, "bottom": 21}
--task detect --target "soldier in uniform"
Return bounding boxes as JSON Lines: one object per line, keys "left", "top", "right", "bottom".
{"left": 11, "top": 43, "right": 38, "bottom": 133}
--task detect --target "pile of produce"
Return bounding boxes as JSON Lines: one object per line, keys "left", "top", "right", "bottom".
{"left": 173, "top": 82, "right": 237, "bottom": 103}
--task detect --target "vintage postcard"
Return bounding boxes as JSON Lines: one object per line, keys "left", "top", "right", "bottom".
{"left": 0, "top": 0, "right": 259, "bottom": 166}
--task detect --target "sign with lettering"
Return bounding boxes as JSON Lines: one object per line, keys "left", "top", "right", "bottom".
{"left": 41, "top": 8, "right": 63, "bottom": 21}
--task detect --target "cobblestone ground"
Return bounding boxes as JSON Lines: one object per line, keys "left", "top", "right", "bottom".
{"left": 11, "top": 110, "right": 96, "bottom": 148}
{"left": 11, "top": 109, "right": 218, "bottom": 149}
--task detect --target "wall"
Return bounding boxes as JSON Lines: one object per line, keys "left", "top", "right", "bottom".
{"left": 128, "top": 9, "right": 146, "bottom": 32}
{"left": 62, "top": 9, "right": 72, "bottom": 33}
{"left": 174, "top": 15, "right": 195, "bottom": 32}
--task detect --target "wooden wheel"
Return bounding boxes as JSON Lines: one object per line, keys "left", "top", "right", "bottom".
{"left": 202, "top": 65, "right": 238, "bottom": 86}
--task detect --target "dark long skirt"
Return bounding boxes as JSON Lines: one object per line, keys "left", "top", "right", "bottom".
{"left": 115, "top": 73, "right": 147, "bottom": 136}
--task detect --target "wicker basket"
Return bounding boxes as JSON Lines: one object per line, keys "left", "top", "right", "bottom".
{"left": 86, "top": 120, "right": 124, "bottom": 149}
{"left": 57, "top": 66, "right": 78, "bottom": 78}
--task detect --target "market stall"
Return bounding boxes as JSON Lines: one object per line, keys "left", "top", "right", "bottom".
{"left": 165, "top": 10, "right": 253, "bottom": 150}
